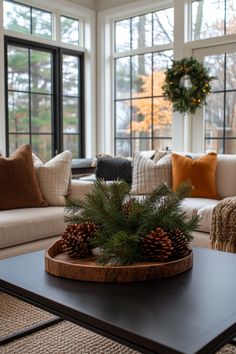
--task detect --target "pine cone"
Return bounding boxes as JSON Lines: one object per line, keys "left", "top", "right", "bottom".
{"left": 168, "top": 229, "right": 190, "bottom": 259}
{"left": 122, "top": 200, "right": 133, "bottom": 216}
{"left": 141, "top": 227, "right": 173, "bottom": 262}
{"left": 61, "top": 222, "right": 97, "bottom": 258}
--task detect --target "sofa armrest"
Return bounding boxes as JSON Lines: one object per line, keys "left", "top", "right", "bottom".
{"left": 68, "top": 180, "right": 94, "bottom": 201}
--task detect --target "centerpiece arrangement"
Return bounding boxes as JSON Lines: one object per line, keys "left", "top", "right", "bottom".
{"left": 45, "top": 180, "right": 199, "bottom": 282}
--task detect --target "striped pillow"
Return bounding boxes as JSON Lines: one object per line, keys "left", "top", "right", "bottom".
{"left": 131, "top": 152, "right": 172, "bottom": 195}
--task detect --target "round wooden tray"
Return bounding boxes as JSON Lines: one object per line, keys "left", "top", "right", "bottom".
{"left": 45, "top": 240, "right": 193, "bottom": 282}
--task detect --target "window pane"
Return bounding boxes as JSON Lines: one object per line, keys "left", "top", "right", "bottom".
{"left": 226, "top": 0, "right": 236, "bottom": 35}
{"left": 153, "top": 7, "right": 173, "bottom": 45}
{"left": 226, "top": 52, "right": 236, "bottom": 90}
{"left": 153, "top": 50, "right": 173, "bottom": 96}
{"left": 225, "top": 92, "right": 236, "bottom": 137}
{"left": 132, "top": 98, "right": 152, "bottom": 138}
{"left": 32, "top": 8, "right": 52, "bottom": 39}
{"left": 225, "top": 139, "right": 236, "bottom": 154}
{"left": 153, "top": 138, "right": 172, "bottom": 151}
{"left": 115, "top": 19, "right": 131, "bottom": 53}
{"left": 132, "top": 54, "right": 152, "bottom": 98}
{"left": 205, "top": 139, "right": 223, "bottom": 153}
{"left": 115, "top": 57, "right": 130, "bottom": 99}
{"left": 115, "top": 101, "right": 130, "bottom": 138}
{"left": 192, "top": 0, "right": 224, "bottom": 40}
{"left": 9, "top": 134, "right": 29, "bottom": 154}
{"left": 61, "top": 16, "right": 79, "bottom": 46}
{"left": 204, "top": 54, "right": 224, "bottom": 92}
{"left": 31, "top": 50, "right": 52, "bottom": 94}
{"left": 63, "top": 135, "right": 79, "bottom": 158}
{"left": 132, "top": 139, "right": 152, "bottom": 153}
{"left": 31, "top": 94, "right": 52, "bottom": 133}
{"left": 8, "top": 46, "right": 29, "bottom": 92}
{"left": 116, "top": 140, "right": 131, "bottom": 157}
{"left": 132, "top": 13, "right": 152, "bottom": 50}
{"left": 205, "top": 93, "right": 224, "bottom": 138}
{"left": 153, "top": 98, "right": 172, "bottom": 138}
{"left": 3, "top": 0, "right": 30, "bottom": 34}
{"left": 8, "top": 92, "right": 29, "bottom": 133}
{"left": 62, "top": 55, "right": 79, "bottom": 96}
{"left": 32, "top": 134, "right": 52, "bottom": 161}
{"left": 63, "top": 97, "right": 79, "bottom": 133}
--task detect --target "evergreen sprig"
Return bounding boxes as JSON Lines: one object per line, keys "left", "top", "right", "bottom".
{"left": 65, "top": 180, "right": 199, "bottom": 265}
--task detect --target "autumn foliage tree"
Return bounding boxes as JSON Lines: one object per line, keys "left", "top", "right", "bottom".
{"left": 129, "top": 70, "right": 172, "bottom": 136}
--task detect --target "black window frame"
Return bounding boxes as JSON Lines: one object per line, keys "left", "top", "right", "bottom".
{"left": 4, "top": 35, "right": 85, "bottom": 158}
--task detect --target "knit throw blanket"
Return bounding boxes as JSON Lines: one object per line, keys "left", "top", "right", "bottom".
{"left": 210, "top": 197, "right": 236, "bottom": 253}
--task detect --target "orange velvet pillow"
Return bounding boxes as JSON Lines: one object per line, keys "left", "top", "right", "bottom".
{"left": 171, "top": 152, "right": 220, "bottom": 199}
{"left": 0, "top": 144, "right": 47, "bottom": 210}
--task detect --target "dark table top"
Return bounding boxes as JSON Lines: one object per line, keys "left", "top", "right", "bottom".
{"left": 0, "top": 247, "right": 235, "bottom": 354}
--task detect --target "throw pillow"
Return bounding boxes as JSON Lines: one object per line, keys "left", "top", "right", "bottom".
{"left": 95, "top": 156, "right": 132, "bottom": 184}
{"left": 171, "top": 152, "right": 220, "bottom": 199}
{"left": 131, "top": 152, "right": 172, "bottom": 195}
{"left": 33, "top": 151, "right": 72, "bottom": 206}
{"left": 0, "top": 144, "right": 47, "bottom": 210}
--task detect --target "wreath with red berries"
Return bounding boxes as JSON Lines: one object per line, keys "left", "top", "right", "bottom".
{"left": 162, "top": 57, "right": 215, "bottom": 114}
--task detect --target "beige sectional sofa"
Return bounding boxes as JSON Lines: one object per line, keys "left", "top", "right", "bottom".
{"left": 1, "top": 152, "right": 235, "bottom": 259}
{"left": 0, "top": 180, "right": 93, "bottom": 259}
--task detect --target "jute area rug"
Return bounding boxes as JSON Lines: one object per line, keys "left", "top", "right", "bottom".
{"left": 0, "top": 293, "right": 235, "bottom": 354}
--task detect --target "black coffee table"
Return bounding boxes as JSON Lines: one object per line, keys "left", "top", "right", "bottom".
{"left": 0, "top": 247, "right": 235, "bottom": 354}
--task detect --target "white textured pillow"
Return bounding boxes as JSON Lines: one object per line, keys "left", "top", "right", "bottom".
{"left": 131, "top": 152, "right": 172, "bottom": 195}
{"left": 32, "top": 151, "right": 72, "bottom": 206}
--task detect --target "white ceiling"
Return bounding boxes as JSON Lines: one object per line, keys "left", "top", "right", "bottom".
{"left": 67, "top": 0, "right": 138, "bottom": 11}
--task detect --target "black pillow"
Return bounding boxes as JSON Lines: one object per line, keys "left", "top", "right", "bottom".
{"left": 95, "top": 157, "right": 132, "bottom": 184}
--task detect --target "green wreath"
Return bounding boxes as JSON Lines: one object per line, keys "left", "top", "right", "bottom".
{"left": 162, "top": 57, "right": 215, "bottom": 114}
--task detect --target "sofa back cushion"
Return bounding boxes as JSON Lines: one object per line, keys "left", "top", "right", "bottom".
{"left": 216, "top": 154, "right": 236, "bottom": 198}
{"left": 0, "top": 144, "right": 47, "bottom": 210}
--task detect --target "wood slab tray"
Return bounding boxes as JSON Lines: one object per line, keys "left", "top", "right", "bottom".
{"left": 45, "top": 240, "right": 193, "bottom": 282}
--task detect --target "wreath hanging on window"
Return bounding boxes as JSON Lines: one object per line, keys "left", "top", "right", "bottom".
{"left": 162, "top": 57, "right": 215, "bottom": 114}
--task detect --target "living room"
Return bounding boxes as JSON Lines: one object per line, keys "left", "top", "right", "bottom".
{"left": 0, "top": 0, "right": 235, "bottom": 353}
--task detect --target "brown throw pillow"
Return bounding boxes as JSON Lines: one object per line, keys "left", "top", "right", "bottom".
{"left": 171, "top": 152, "right": 220, "bottom": 199}
{"left": 0, "top": 144, "right": 47, "bottom": 210}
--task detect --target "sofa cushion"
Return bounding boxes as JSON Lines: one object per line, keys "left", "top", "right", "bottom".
{"left": 172, "top": 152, "right": 219, "bottom": 199}
{"left": 197, "top": 204, "right": 217, "bottom": 233}
{"left": 0, "top": 207, "right": 66, "bottom": 249}
{"left": 131, "top": 152, "right": 172, "bottom": 195}
{"left": 0, "top": 144, "right": 47, "bottom": 210}
{"left": 33, "top": 151, "right": 72, "bottom": 206}
{"left": 180, "top": 197, "right": 219, "bottom": 233}
{"left": 216, "top": 154, "right": 236, "bottom": 198}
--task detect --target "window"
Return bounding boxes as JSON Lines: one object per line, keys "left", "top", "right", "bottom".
{"left": 3, "top": 1, "right": 85, "bottom": 160}
{"left": 201, "top": 48, "right": 236, "bottom": 154}
{"left": 5, "top": 38, "right": 84, "bottom": 160}
{"left": 114, "top": 7, "right": 173, "bottom": 156}
{"left": 3, "top": 0, "right": 52, "bottom": 39}
{"left": 192, "top": 0, "right": 236, "bottom": 40}
{"left": 60, "top": 16, "right": 80, "bottom": 46}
